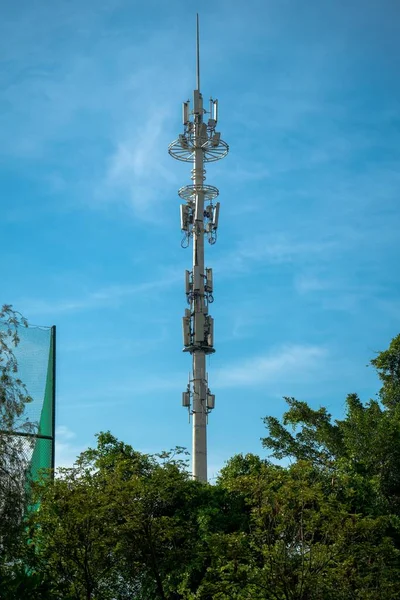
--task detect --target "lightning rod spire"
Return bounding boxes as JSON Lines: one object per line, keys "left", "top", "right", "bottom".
{"left": 168, "top": 16, "right": 229, "bottom": 482}
{"left": 196, "top": 13, "right": 200, "bottom": 91}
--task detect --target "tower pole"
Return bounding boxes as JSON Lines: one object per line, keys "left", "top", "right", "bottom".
{"left": 192, "top": 82, "right": 207, "bottom": 480}
{"left": 168, "top": 15, "right": 229, "bottom": 482}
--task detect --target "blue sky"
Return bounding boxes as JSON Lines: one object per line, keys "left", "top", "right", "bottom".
{"left": 2, "top": 0, "right": 400, "bottom": 477}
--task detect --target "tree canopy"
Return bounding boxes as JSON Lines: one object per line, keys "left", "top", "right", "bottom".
{"left": 0, "top": 305, "right": 35, "bottom": 575}
{"left": 2, "top": 327, "right": 400, "bottom": 599}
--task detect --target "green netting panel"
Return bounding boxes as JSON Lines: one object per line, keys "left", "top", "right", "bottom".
{"left": 29, "top": 438, "right": 53, "bottom": 481}
{"left": 5, "top": 325, "right": 56, "bottom": 481}
{"left": 29, "top": 328, "right": 55, "bottom": 480}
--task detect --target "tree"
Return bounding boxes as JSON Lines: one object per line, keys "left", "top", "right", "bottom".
{"left": 27, "top": 433, "right": 203, "bottom": 599}
{"left": 216, "top": 456, "right": 400, "bottom": 600}
{"left": 13, "top": 335, "right": 400, "bottom": 599}
{"left": 371, "top": 333, "right": 400, "bottom": 409}
{"left": 26, "top": 432, "right": 251, "bottom": 600}
{"left": 262, "top": 338, "right": 400, "bottom": 513}
{"left": 257, "top": 334, "right": 400, "bottom": 596}
{"left": 0, "top": 305, "right": 34, "bottom": 568}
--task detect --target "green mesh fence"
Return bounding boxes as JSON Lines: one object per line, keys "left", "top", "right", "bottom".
{"left": 29, "top": 326, "right": 55, "bottom": 479}
{"left": 9, "top": 325, "right": 56, "bottom": 480}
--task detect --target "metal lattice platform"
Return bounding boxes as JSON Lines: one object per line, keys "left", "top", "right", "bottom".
{"left": 168, "top": 138, "right": 229, "bottom": 163}
{"left": 178, "top": 184, "right": 219, "bottom": 202}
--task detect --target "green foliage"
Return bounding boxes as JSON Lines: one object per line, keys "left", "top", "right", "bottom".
{"left": 25, "top": 435, "right": 202, "bottom": 599}
{"left": 217, "top": 459, "right": 400, "bottom": 599}
{"left": 0, "top": 305, "right": 32, "bottom": 431}
{"left": 3, "top": 332, "right": 400, "bottom": 598}
{"left": 262, "top": 396, "right": 400, "bottom": 514}
{"left": 0, "top": 563, "right": 54, "bottom": 600}
{"left": 263, "top": 398, "right": 344, "bottom": 468}
{"left": 0, "top": 305, "right": 35, "bottom": 577}
{"left": 371, "top": 333, "right": 400, "bottom": 408}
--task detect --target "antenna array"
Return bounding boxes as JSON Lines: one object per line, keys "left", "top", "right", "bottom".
{"left": 168, "top": 15, "right": 229, "bottom": 482}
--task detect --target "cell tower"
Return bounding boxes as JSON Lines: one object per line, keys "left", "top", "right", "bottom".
{"left": 168, "top": 15, "right": 229, "bottom": 482}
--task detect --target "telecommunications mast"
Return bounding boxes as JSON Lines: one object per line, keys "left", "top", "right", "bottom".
{"left": 168, "top": 15, "right": 229, "bottom": 482}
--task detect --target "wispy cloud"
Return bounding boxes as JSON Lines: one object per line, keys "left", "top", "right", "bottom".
{"left": 214, "top": 233, "right": 339, "bottom": 277}
{"left": 92, "top": 57, "right": 191, "bottom": 218}
{"left": 62, "top": 332, "right": 169, "bottom": 359}
{"left": 218, "top": 298, "right": 274, "bottom": 343}
{"left": 0, "top": 7, "right": 191, "bottom": 219}
{"left": 60, "top": 375, "right": 182, "bottom": 409}
{"left": 293, "top": 273, "right": 389, "bottom": 313}
{"left": 294, "top": 274, "right": 335, "bottom": 295}
{"left": 18, "top": 269, "right": 181, "bottom": 316}
{"left": 213, "top": 344, "right": 327, "bottom": 388}
{"left": 226, "top": 163, "right": 271, "bottom": 182}
{"left": 103, "top": 108, "right": 178, "bottom": 217}
{"left": 58, "top": 345, "right": 326, "bottom": 408}
{"left": 55, "top": 425, "right": 86, "bottom": 468}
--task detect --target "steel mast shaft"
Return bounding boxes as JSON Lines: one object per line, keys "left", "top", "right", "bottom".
{"left": 192, "top": 89, "right": 207, "bottom": 481}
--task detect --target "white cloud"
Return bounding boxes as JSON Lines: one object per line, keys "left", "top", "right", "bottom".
{"left": 213, "top": 344, "right": 327, "bottom": 388}
{"left": 0, "top": 10, "right": 191, "bottom": 219}
{"left": 227, "top": 163, "right": 271, "bottom": 182}
{"left": 55, "top": 425, "right": 76, "bottom": 441}
{"left": 294, "top": 275, "right": 333, "bottom": 294}
{"left": 18, "top": 269, "right": 181, "bottom": 316}
{"left": 214, "top": 233, "right": 339, "bottom": 277}
{"left": 103, "top": 107, "right": 178, "bottom": 217}
{"left": 55, "top": 425, "right": 85, "bottom": 468}
{"left": 293, "top": 273, "right": 388, "bottom": 314}
{"left": 59, "top": 376, "right": 182, "bottom": 409}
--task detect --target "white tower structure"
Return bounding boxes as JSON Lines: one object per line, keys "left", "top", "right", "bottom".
{"left": 168, "top": 15, "right": 229, "bottom": 482}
